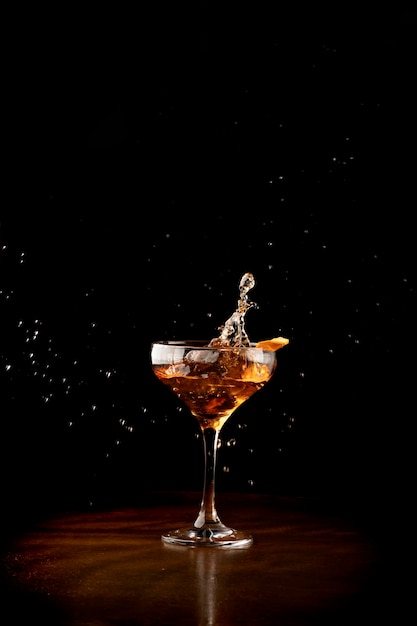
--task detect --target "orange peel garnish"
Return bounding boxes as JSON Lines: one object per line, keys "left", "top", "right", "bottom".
{"left": 255, "top": 336, "right": 290, "bottom": 351}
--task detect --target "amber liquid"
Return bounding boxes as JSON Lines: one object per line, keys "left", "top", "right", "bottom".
{"left": 152, "top": 350, "right": 276, "bottom": 431}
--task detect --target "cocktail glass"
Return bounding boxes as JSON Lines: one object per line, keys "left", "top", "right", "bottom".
{"left": 150, "top": 339, "right": 278, "bottom": 548}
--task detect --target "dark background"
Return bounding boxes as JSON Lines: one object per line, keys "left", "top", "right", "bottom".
{"left": 1, "top": 6, "right": 415, "bottom": 541}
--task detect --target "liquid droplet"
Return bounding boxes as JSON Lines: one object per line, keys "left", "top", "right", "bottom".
{"left": 210, "top": 272, "right": 257, "bottom": 347}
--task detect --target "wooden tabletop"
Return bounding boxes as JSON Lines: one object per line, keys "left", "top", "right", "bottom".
{"left": 0, "top": 492, "right": 399, "bottom": 625}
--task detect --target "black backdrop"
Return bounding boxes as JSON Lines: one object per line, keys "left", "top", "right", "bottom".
{"left": 1, "top": 7, "right": 415, "bottom": 540}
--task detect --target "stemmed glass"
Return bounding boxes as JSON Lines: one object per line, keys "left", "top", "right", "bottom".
{"left": 150, "top": 339, "right": 279, "bottom": 548}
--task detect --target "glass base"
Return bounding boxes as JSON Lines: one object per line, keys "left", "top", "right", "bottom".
{"left": 161, "top": 524, "right": 253, "bottom": 548}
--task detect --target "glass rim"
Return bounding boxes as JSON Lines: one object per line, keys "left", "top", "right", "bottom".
{"left": 151, "top": 340, "right": 264, "bottom": 350}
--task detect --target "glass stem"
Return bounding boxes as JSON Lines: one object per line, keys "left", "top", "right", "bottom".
{"left": 194, "top": 427, "right": 222, "bottom": 528}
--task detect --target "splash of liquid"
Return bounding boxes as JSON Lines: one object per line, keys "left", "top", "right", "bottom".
{"left": 209, "top": 273, "right": 257, "bottom": 348}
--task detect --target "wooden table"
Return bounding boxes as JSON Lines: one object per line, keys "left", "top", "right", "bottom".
{"left": 0, "top": 492, "right": 399, "bottom": 625}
